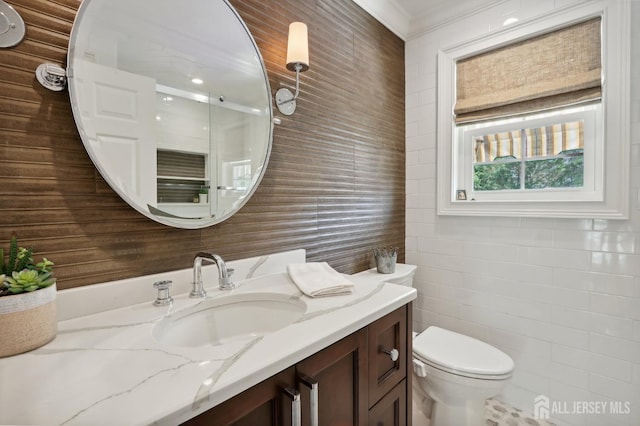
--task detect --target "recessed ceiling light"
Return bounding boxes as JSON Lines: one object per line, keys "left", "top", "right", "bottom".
{"left": 191, "top": 78, "right": 204, "bottom": 85}
{"left": 163, "top": 96, "right": 173, "bottom": 102}
{"left": 503, "top": 17, "right": 519, "bottom": 26}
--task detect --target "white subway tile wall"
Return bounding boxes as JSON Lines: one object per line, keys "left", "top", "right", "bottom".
{"left": 405, "top": 1, "right": 640, "bottom": 425}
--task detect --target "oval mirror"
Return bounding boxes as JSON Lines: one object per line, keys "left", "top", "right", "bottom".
{"left": 67, "top": 0, "right": 273, "bottom": 229}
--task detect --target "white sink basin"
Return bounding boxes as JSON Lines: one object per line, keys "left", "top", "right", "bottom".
{"left": 153, "top": 292, "right": 306, "bottom": 347}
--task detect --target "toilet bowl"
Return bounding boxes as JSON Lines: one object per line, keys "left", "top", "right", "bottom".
{"left": 412, "top": 326, "right": 514, "bottom": 426}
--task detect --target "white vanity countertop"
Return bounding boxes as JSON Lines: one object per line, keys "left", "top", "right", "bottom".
{"left": 0, "top": 260, "right": 416, "bottom": 426}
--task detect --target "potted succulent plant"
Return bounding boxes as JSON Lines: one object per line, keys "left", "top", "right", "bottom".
{"left": 198, "top": 187, "right": 209, "bottom": 204}
{"left": 0, "top": 236, "right": 57, "bottom": 357}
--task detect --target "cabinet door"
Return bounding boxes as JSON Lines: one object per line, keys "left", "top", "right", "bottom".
{"left": 368, "top": 306, "right": 407, "bottom": 407}
{"left": 182, "top": 367, "right": 296, "bottom": 426}
{"left": 368, "top": 379, "right": 407, "bottom": 426}
{"left": 296, "top": 330, "right": 369, "bottom": 426}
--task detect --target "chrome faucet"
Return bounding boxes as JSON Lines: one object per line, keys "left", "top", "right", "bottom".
{"left": 191, "top": 252, "right": 235, "bottom": 297}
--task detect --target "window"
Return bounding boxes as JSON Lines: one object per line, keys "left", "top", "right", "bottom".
{"left": 473, "top": 120, "right": 585, "bottom": 191}
{"left": 457, "top": 105, "right": 600, "bottom": 202}
{"left": 221, "top": 159, "right": 251, "bottom": 191}
{"left": 436, "top": 1, "right": 630, "bottom": 219}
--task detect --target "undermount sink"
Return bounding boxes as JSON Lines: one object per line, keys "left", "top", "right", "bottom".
{"left": 153, "top": 292, "right": 307, "bottom": 347}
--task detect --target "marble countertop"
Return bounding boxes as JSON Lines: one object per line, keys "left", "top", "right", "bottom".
{"left": 0, "top": 255, "right": 416, "bottom": 426}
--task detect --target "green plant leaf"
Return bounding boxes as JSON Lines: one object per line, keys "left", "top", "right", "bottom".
{"left": 15, "top": 248, "right": 33, "bottom": 272}
{"left": 7, "top": 236, "right": 18, "bottom": 276}
{"left": 36, "top": 258, "right": 54, "bottom": 273}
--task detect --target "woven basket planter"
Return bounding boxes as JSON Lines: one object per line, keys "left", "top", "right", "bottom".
{"left": 0, "top": 283, "right": 57, "bottom": 357}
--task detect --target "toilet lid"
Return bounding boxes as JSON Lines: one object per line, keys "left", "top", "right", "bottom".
{"left": 413, "top": 327, "right": 513, "bottom": 378}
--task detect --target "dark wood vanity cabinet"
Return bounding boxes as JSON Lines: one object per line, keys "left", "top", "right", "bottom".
{"left": 183, "top": 303, "right": 412, "bottom": 426}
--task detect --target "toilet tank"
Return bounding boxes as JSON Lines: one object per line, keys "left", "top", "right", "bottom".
{"left": 382, "top": 264, "right": 416, "bottom": 287}
{"left": 354, "top": 264, "right": 417, "bottom": 287}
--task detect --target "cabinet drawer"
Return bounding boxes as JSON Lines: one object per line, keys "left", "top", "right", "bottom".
{"left": 368, "top": 379, "right": 407, "bottom": 426}
{"left": 368, "top": 305, "right": 407, "bottom": 408}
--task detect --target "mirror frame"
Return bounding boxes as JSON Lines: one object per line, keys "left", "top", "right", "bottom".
{"left": 66, "top": 0, "right": 273, "bottom": 229}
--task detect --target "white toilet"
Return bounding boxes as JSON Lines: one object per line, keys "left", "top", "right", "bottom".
{"left": 379, "top": 264, "right": 514, "bottom": 426}
{"left": 413, "top": 327, "right": 514, "bottom": 425}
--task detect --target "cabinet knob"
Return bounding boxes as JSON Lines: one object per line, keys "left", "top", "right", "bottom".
{"left": 382, "top": 348, "right": 399, "bottom": 362}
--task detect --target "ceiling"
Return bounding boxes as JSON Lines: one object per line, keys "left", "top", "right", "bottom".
{"left": 394, "top": 0, "right": 473, "bottom": 17}
{"left": 353, "top": 0, "right": 505, "bottom": 40}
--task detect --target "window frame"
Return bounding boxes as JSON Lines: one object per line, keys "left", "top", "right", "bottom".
{"left": 436, "top": 0, "right": 630, "bottom": 219}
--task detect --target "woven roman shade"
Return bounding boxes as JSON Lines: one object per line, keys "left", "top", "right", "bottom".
{"left": 455, "top": 17, "right": 601, "bottom": 124}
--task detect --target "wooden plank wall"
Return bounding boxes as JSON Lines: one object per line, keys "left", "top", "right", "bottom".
{"left": 0, "top": 0, "right": 405, "bottom": 290}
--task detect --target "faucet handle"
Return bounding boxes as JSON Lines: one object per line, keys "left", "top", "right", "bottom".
{"left": 153, "top": 280, "right": 173, "bottom": 307}
{"left": 219, "top": 267, "right": 235, "bottom": 291}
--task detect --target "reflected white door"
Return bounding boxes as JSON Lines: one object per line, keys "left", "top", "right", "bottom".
{"left": 72, "top": 59, "right": 157, "bottom": 208}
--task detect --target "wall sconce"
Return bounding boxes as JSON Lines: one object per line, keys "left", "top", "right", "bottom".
{"left": 275, "top": 22, "right": 309, "bottom": 116}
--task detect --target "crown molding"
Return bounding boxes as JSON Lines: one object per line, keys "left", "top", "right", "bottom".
{"left": 351, "top": 0, "right": 411, "bottom": 40}
{"left": 407, "top": 0, "right": 509, "bottom": 39}
{"left": 352, "top": 0, "right": 521, "bottom": 41}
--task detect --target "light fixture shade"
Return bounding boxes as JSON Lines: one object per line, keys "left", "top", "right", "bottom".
{"left": 286, "top": 22, "right": 309, "bottom": 72}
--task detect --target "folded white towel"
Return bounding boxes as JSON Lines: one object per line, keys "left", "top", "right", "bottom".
{"left": 287, "top": 262, "right": 355, "bottom": 297}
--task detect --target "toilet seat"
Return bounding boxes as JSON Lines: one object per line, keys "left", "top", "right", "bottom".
{"left": 413, "top": 326, "right": 513, "bottom": 380}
